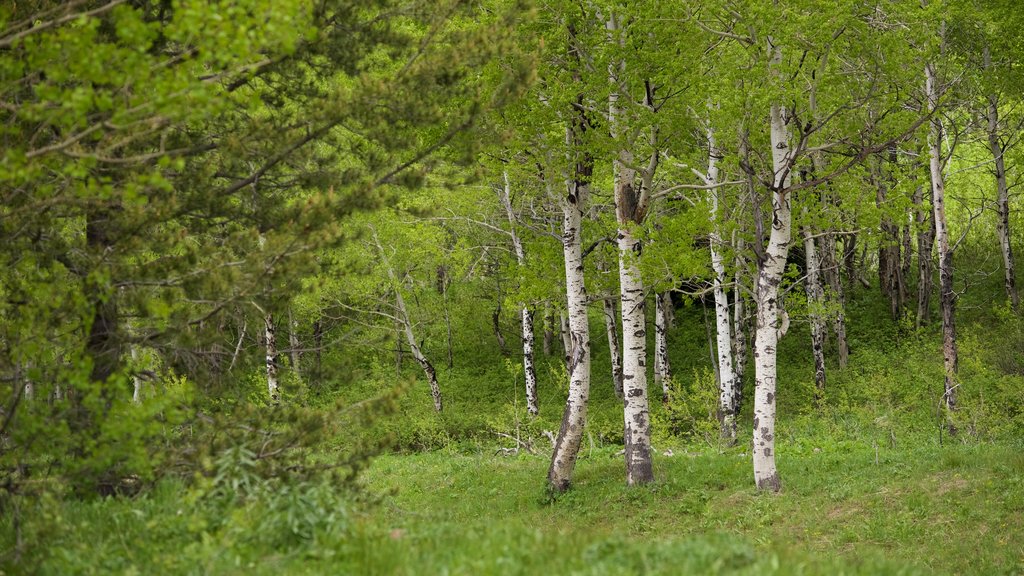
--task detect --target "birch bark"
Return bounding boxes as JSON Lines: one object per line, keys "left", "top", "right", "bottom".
{"left": 753, "top": 40, "right": 793, "bottom": 491}
{"left": 265, "top": 313, "right": 280, "bottom": 404}
{"left": 985, "top": 49, "right": 1018, "bottom": 308}
{"left": 926, "top": 61, "right": 959, "bottom": 423}
{"left": 707, "top": 126, "right": 738, "bottom": 441}
{"left": 547, "top": 161, "right": 592, "bottom": 492}
{"left": 372, "top": 228, "right": 443, "bottom": 412}
{"left": 288, "top": 308, "right": 301, "bottom": 379}
{"left": 802, "top": 223, "right": 827, "bottom": 404}
{"left": 607, "top": 11, "right": 658, "bottom": 486}
{"left": 547, "top": 27, "right": 594, "bottom": 489}
{"left": 603, "top": 297, "right": 624, "bottom": 398}
{"left": 501, "top": 171, "right": 539, "bottom": 415}
{"left": 654, "top": 292, "right": 673, "bottom": 401}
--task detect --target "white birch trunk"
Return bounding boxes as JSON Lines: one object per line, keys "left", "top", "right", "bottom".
{"left": 265, "top": 313, "right": 279, "bottom": 404}
{"left": 985, "top": 49, "right": 1018, "bottom": 308}
{"left": 501, "top": 171, "right": 539, "bottom": 415}
{"left": 288, "top": 308, "right": 301, "bottom": 380}
{"left": 608, "top": 11, "right": 656, "bottom": 486}
{"left": 732, "top": 229, "right": 748, "bottom": 411}
{"left": 708, "top": 127, "right": 738, "bottom": 442}
{"left": 802, "top": 223, "right": 827, "bottom": 403}
{"left": 753, "top": 88, "right": 793, "bottom": 492}
{"left": 654, "top": 292, "right": 672, "bottom": 400}
{"left": 926, "top": 61, "right": 959, "bottom": 420}
{"left": 396, "top": 287, "right": 443, "bottom": 413}
{"left": 131, "top": 347, "right": 143, "bottom": 404}
{"left": 547, "top": 176, "right": 591, "bottom": 492}
{"left": 603, "top": 297, "right": 624, "bottom": 399}
{"left": 373, "top": 228, "right": 443, "bottom": 412}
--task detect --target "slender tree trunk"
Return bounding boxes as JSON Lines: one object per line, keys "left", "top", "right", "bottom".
{"left": 131, "top": 347, "right": 142, "bottom": 404}
{"left": 522, "top": 308, "right": 538, "bottom": 415}
{"left": 543, "top": 306, "right": 554, "bottom": 356}
{"left": 874, "top": 155, "right": 904, "bottom": 321}
{"left": 753, "top": 92, "right": 793, "bottom": 493}
{"left": 901, "top": 222, "right": 914, "bottom": 302}
{"left": 493, "top": 306, "right": 508, "bottom": 357}
{"left": 396, "top": 288, "right": 443, "bottom": 412}
{"left": 802, "top": 225, "right": 827, "bottom": 404}
{"left": 603, "top": 297, "right": 624, "bottom": 399}
{"left": 842, "top": 232, "right": 858, "bottom": 290}
{"left": 501, "top": 171, "right": 538, "bottom": 415}
{"left": 372, "top": 228, "right": 443, "bottom": 412}
{"left": 654, "top": 292, "right": 673, "bottom": 401}
{"left": 731, "top": 247, "right": 748, "bottom": 412}
{"left": 547, "top": 167, "right": 592, "bottom": 493}
{"left": 441, "top": 271, "right": 454, "bottom": 370}
{"left": 914, "top": 184, "right": 935, "bottom": 328}
{"left": 608, "top": 11, "right": 658, "bottom": 486}
{"left": 313, "top": 318, "right": 323, "bottom": 386}
{"left": 265, "top": 313, "right": 280, "bottom": 404}
{"left": 394, "top": 297, "right": 405, "bottom": 375}
{"left": 708, "top": 127, "right": 738, "bottom": 442}
{"left": 229, "top": 318, "right": 246, "bottom": 372}
{"left": 926, "top": 61, "right": 958, "bottom": 425}
{"left": 84, "top": 209, "right": 121, "bottom": 405}
{"left": 820, "top": 230, "right": 849, "bottom": 367}
{"left": 288, "top": 308, "right": 301, "bottom": 379}
{"left": 547, "top": 34, "right": 594, "bottom": 490}
{"left": 985, "top": 58, "right": 1018, "bottom": 308}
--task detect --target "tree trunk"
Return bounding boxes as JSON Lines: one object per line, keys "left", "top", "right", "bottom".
{"left": 396, "top": 288, "right": 443, "bottom": 412}
{"left": 373, "top": 228, "right": 443, "bottom": 412}
{"left": 874, "top": 155, "right": 904, "bottom": 322}
{"left": 492, "top": 306, "right": 508, "bottom": 357}
{"left": 313, "top": 318, "right": 323, "bottom": 385}
{"left": 926, "top": 61, "right": 958, "bottom": 426}
{"left": 802, "top": 225, "right": 827, "bottom": 404}
{"left": 501, "top": 170, "right": 538, "bottom": 415}
{"left": 442, "top": 271, "right": 454, "bottom": 370}
{"left": 603, "top": 297, "right": 624, "bottom": 399}
{"left": 543, "top": 306, "right": 554, "bottom": 356}
{"left": 608, "top": 11, "right": 658, "bottom": 486}
{"left": 840, "top": 232, "right": 856, "bottom": 290}
{"left": 753, "top": 94, "right": 792, "bottom": 493}
{"left": 547, "top": 33, "right": 594, "bottom": 490}
{"left": 547, "top": 171, "right": 592, "bottom": 493}
{"left": 708, "top": 127, "right": 739, "bottom": 442}
{"left": 731, "top": 247, "right": 748, "bottom": 412}
{"left": 265, "top": 313, "right": 279, "bottom": 404}
{"left": 820, "top": 230, "right": 849, "bottom": 367}
{"left": 913, "top": 184, "right": 935, "bottom": 328}
{"left": 654, "top": 292, "right": 673, "bottom": 401}
{"left": 986, "top": 75, "right": 1018, "bottom": 308}
{"left": 131, "top": 347, "right": 143, "bottom": 404}
{"left": 288, "top": 308, "right": 301, "bottom": 379}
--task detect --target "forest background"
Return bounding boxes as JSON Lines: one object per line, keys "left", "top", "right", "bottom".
{"left": 2, "top": 1, "right": 1024, "bottom": 574}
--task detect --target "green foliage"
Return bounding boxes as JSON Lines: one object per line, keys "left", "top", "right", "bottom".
{"left": 652, "top": 368, "right": 720, "bottom": 447}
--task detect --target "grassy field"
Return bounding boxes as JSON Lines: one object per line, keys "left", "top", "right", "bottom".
{"left": 351, "top": 442, "right": 1024, "bottom": 575}
{"left": 12, "top": 439, "right": 1023, "bottom": 575}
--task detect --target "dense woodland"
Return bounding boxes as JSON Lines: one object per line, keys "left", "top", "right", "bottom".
{"left": 2, "top": 1, "right": 1024, "bottom": 573}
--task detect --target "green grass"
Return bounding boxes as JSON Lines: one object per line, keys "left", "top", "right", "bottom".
{"left": 12, "top": 441, "right": 1023, "bottom": 575}
{"left": 352, "top": 442, "right": 1024, "bottom": 575}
